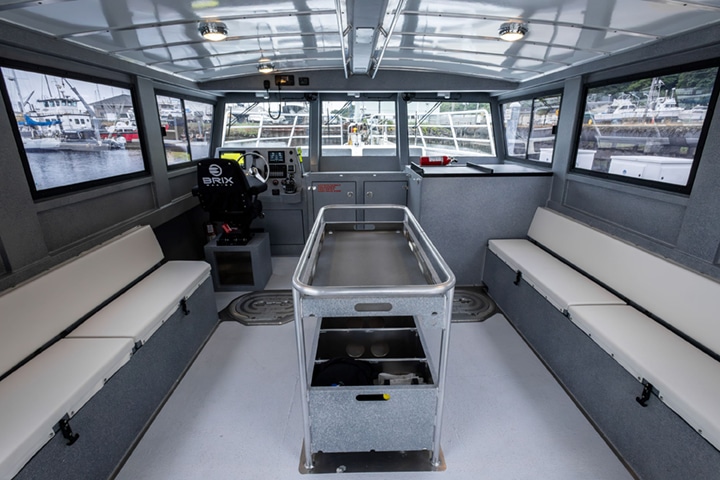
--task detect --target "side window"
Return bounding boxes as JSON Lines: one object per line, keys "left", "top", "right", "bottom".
{"left": 407, "top": 101, "right": 495, "bottom": 158}
{"left": 1, "top": 66, "right": 147, "bottom": 197}
{"left": 574, "top": 65, "right": 718, "bottom": 190}
{"left": 503, "top": 99, "right": 532, "bottom": 158}
{"left": 156, "top": 93, "right": 214, "bottom": 166}
{"left": 185, "top": 99, "right": 214, "bottom": 160}
{"left": 502, "top": 94, "right": 561, "bottom": 163}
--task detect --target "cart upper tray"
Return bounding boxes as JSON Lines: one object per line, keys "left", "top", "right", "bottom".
{"left": 311, "top": 230, "right": 429, "bottom": 287}
{"left": 293, "top": 205, "right": 455, "bottom": 297}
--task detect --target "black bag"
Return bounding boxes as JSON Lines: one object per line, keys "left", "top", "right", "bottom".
{"left": 312, "top": 357, "right": 378, "bottom": 386}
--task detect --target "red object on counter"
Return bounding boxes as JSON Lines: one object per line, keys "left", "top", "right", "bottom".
{"left": 419, "top": 155, "right": 453, "bottom": 166}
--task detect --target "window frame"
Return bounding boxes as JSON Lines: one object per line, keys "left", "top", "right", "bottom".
{"left": 500, "top": 90, "right": 563, "bottom": 165}
{"left": 155, "top": 90, "right": 216, "bottom": 169}
{"left": 569, "top": 61, "right": 720, "bottom": 194}
{"left": 0, "top": 61, "right": 150, "bottom": 199}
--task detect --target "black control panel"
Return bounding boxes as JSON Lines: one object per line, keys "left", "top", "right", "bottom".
{"left": 269, "top": 164, "right": 287, "bottom": 178}
{"left": 215, "top": 147, "right": 302, "bottom": 196}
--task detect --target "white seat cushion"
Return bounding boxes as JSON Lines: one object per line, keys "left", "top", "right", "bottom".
{"left": 0, "top": 337, "right": 134, "bottom": 480}
{"left": 0, "top": 226, "right": 163, "bottom": 377}
{"left": 488, "top": 239, "right": 624, "bottom": 312}
{"left": 529, "top": 207, "right": 720, "bottom": 355}
{"left": 69, "top": 261, "right": 211, "bottom": 345}
{"left": 568, "top": 304, "right": 720, "bottom": 451}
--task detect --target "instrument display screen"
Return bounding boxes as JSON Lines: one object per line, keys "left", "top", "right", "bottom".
{"left": 219, "top": 151, "right": 245, "bottom": 167}
{"left": 268, "top": 150, "right": 285, "bottom": 163}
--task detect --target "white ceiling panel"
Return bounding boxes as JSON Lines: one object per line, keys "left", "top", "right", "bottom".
{"left": 0, "top": 0, "right": 719, "bottom": 83}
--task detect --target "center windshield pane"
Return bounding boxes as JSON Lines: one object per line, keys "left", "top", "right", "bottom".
{"left": 321, "top": 100, "right": 396, "bottom": 156}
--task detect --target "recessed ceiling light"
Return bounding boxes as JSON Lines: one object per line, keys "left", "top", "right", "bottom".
{"left": 191, "top": 0, "right": 219, "bottom": 9}
{"left": 198, "top": 21, "right": 227, "bottom": 41}
{"left": 499, "top": 22, "right": 528, "bottom": 42}
{"left": 258, "top": 59, "right": 275, "bottom": 74}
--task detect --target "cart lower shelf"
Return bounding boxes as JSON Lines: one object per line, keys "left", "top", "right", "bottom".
{"left": 309, "top": 314, "right": 438, "bottom": 453}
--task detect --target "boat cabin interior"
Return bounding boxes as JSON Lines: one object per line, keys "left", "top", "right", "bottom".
{"left": 1, "top": 1, "right": 720, "bottom": 479}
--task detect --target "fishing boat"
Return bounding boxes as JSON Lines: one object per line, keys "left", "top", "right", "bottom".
{"left": 16, "top": 79, "right": 123, "bottom": 151}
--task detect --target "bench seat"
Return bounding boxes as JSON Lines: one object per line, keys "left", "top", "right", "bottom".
{"left": 0, "top": 225, "right": 217, "bottom": 479}
{"left": 528, "top": 207, "right": 720, "bottom": 357}
{"left": 0, "top": 226, "right": 163, "bottom": 379}
{"left": 569, "top": 304, "right": 720, "bottom": 451}
{"left": 68, "top": 261, "right": 211, "bottom": 345}
{"left": 485, "top": 207, "right": 720, "bottom": 467}
{"left": 484, "top": 206, "right": 720, "bottom": 477}
{"left": 0, "top": 337, "right": 134, "bottom": 479}
{"left": 488, "top": 238, "right": 624, "bottom": 312}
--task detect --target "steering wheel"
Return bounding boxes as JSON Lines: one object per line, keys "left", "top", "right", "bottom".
{"left": 242, "top": 151, "right": 269, "bottom": 184}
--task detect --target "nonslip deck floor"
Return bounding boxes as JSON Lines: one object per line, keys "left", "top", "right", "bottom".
{"left": 219, "top": 285, "right": 496, "bottom": 326}
{"left": 116, "top": 258, "right": 632, "bottom": 480}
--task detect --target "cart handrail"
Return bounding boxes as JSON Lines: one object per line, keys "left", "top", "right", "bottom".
{"left": 292, "top": 204, "right": 456, "bottom": 297}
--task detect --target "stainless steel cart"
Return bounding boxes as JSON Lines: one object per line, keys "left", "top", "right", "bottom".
{"left": 292, "top": 204, "right": 455, "bottom": 472}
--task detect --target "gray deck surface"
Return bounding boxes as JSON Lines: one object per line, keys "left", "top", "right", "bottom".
{"left": 116, "top": 257, "right": 632, "bottom": 480}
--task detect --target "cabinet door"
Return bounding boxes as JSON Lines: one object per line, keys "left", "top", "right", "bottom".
{"left": 311, "top": 181, "right": 356, "bottom": 223}
{"left": 363, "top": 181, "right": 408, "bottom": 222}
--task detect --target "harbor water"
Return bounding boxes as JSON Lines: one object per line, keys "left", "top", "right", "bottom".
{"left": 28, "top": 149, "right": 145, "bottom": 191}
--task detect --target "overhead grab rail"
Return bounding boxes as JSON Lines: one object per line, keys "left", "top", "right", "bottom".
{"left": 371, "top": 0, "right": 407, "bottom": 79}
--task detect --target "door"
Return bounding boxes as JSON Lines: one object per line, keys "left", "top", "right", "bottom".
{"left": 363, "top": 181, "right": 408, "bottom": 222}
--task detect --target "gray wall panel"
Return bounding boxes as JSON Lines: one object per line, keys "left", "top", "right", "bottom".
{"left": 0, "top": 87, "right": 49, "bottom": 272}
{"left": 413, "top": 173, "right": 552, "bottom": 285}
{"left": 675, "top": 101, "right": 720, "bottom": 264}
{"left": 318, "top": 156, "right": 399, "bottom": 172}
{"left": 202, "top": 69, "right": 518, "bottom": 93}
{"left": 563, "top": 180, "right": 685, "bottom": 246}
{"left": 37, "top": 184, "right": 156, "bottom": 251}
{"left": 169, "top": 170, "right": 198, "bottom": 200}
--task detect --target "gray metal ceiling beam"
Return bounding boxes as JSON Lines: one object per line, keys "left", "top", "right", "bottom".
{"left": 347, "top": 0, "right": 389, "bottom": 75}
{"left": 199, "top": 68, "right": 519, "bottom": 92}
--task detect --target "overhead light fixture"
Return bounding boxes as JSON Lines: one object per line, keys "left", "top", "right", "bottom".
{"left": 499, "top": 22, "right": 528, "bottom": 42}
{"left": 191, "top": 0, "right": 219, "bottom": 9}
{"left": 257, "top": 58, "right": 275, "bottom": 74}
{"left": 199, "top": 21, "right": 228, "bottom": 41}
